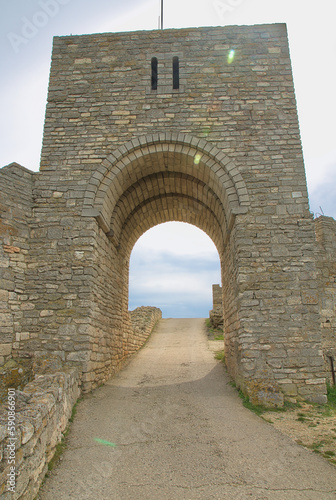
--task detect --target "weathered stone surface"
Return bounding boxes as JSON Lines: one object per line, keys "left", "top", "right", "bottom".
{"left": 245, "top": 379, "right": 285, "bottom": 408}
{"left": 0, "top": 25, "right": 332, "bottom": 414}
{"left": 209, "top": 285, "right": 224, "bottom": 329}
{"left": 0, "top": 358, "right": 33, "bottom": 402}
{"left": 0, "top": 307, "right": 161, "bottom": 498}
{"left": 128, "top": 306, "right": 162, "bottom": 352}
{"left": 0, "top": 366, "right": 80, "bottom": 499}
{"left": 315, "top": 216, "right": 336, "bottom": 385}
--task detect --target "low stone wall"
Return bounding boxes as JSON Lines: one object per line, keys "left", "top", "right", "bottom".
{"left": 128, "top": 307, "right": 162, "bottom": 353}
{"left": 209, "top": 285, "right": 224, "bottom": 330}
{"left": 0, "top": 309, "right": 160, "bottom": 499}
{"left": 209, "top": 309, "right": 224, "bottom": 330}
{"left": 0, "top": 365, "right": 80, "bottom": 499}
{"left": 0, "top": 359, "right": 33, "bottom": 403}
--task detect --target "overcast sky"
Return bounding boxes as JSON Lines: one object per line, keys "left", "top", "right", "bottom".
{"left": 1, "top": 0, "right": 335, "bottom": 317}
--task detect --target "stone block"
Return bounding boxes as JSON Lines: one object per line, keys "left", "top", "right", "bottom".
{"left": 278, "top": 382, "right": 298, "bottom": 396}
{"left": 245, "top": 378, "right": 284, "bottom": 408}
{"left": 302, "top": 291, "right": 319, "bottom": 305}
{"left": 67, "top": 351, "right": 91, "bottom": 362}
{"left": 20, "top": 422, "right": 35, "bottom": 445}
{"left": 0, "top": 344, "right": 12, "bottom": 356}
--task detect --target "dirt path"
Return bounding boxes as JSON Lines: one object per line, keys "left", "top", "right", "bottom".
{"left": 38, "top": 319, "right": 336, "bottom": 499}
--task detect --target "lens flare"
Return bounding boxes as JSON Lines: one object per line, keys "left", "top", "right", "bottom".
{"left": 194, "top": 154, "right": 202, "bottom": 165}
{"left": 202, "top": 126, "right": 211, "bottom": 137}
{"left": 94, "top": 438, "right": 117, "bottom": 447}
{"left": 228, "top": 49, "right": 235, "bottom": 64}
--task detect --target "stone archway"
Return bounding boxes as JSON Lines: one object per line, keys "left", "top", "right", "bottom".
{"left": 82, "top": 133, "right": 250, "bottom": 239}
{"left": 81, "top": 133, "right": 251, "bottom": 393}
{"left": 78, "top": 133, "right": 327, "bottom": 406}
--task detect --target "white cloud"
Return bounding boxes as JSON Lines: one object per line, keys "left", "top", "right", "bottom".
{"left": 305, "top": 151, "right": 336, "bottom": 218}
{"left": 97, "top": 0, "right": 159, "bottom": 33}
{"left": 129, "top": 223, "right": 221, "bottom": 317}
{"left": 131, "top": 270, "right": 218, "bottom": 295}
{"left": 0, "top": 65, "right": 48, "bottom": 170}
{"left": 132, "top": 222, "right": 219, "bottom": 257}
{"left": 305, "top": 150, "right": 336, "bottom": 188}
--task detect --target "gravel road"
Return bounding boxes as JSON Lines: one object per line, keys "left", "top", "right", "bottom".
{"left": 39, "top": 318, "right": 336, "bottom": 499}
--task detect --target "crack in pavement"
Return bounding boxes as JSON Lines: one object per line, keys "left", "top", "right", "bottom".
{"left": 116, "top": 481, "right": 336, "bottom": 494}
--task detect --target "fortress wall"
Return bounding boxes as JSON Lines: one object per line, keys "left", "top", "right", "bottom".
{"left": 315, "top": 216, "right": 336, "bottom": 384}
{"left": 1, "top": 24, "right": 329, "bottom": 404}
{"left": 0, "top": 164, "right": 34, "bottom": 365}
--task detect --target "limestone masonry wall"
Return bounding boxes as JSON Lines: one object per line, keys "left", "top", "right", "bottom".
{"left": 0, "top": 164, "right": 34, "bottom": 365}
{"left": 0, "top": 363, "right": 80, "bottom": 499}
{"left": 129, "top": 307, "right": 162, "bottom": 352}
{"left": 209, "top": 285, "right": 224, "bottom": 329}
{"left": 315, "top": 216, "right": 336, "bottom": 384}
{"left": 5, "top": 23, "right": 336, "bottom": 497}
{"left": 212, "top": 285, "right": 223, "bottom": 311}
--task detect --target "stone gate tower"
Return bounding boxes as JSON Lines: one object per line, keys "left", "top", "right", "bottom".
{"left": 0, "top": 24, "right": 328, "bottom": 405}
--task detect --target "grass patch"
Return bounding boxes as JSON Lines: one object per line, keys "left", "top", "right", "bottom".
{"left": 69, "top": 396, "right": 82, "bottom": 423}
{"left": 48, "top": 439, "right": 67, "bottom": 472}
{"left": 327, "top": 382, "right": 336, "bottom": 407}
{"left": 238, "top": 390, "right": 265, "bottom": 416}
{"left": 282, "top": 400, "right": 301, "bottom": 411}
{"left": 307, "top": 440, "right": 327, "bottom": 453}
{"left": 214, "top": 350, "right": 225, "bottom": 361}
{"left": 237, "top": 389, "right": 300, "bottom": 417}
{"left": 310, "top": 383, "right": 336, "bottom": 418}
{"left": 205, "top": 319, "right": 224, "bottom": 341}
{"left": 323, "top": 450, "right": 335, "bottom": 458}
{"left": 297, "top": 416, "right": 306, "bottom": 422}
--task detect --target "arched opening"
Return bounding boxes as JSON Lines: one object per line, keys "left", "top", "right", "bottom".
{"left": 82, "top": 134, "right": 250, "bottom": 393}
{"left": 80, "top": 133, "right": 327, "bottom": 406}
{"left": 129, "top": 222, "right": 221, "bottom": 318}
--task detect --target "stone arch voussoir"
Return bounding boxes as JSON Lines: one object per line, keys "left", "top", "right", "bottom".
{"left": 82, "top": 134, "right": 250, "bottom": 234}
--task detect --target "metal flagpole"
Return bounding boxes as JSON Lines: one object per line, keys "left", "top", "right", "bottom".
{"left": 161, "top": 0, "right": 163, "bottom": 30}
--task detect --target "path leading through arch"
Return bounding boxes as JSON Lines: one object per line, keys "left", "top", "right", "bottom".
{"left": 39, "top": 319, "right": 336, "bottom": 499}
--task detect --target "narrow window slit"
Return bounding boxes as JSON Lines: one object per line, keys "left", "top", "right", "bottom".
{"left": 151, "top": 57, "right": 158, "bottom": 90}
{"left": 173, "top": 56, "right": 179, "bottom": 90}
